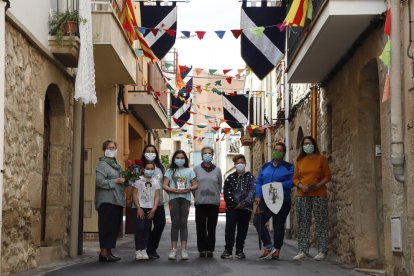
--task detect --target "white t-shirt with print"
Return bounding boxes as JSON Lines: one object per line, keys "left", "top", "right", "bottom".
{"left": 133, "top": 176, "right": 161, "bottom": 209}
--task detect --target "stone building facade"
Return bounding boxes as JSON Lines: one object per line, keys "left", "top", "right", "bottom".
{"left": 2, "top": 20, "right": 74, "bottom": 275}
{"left": 249, "top": 12, "right": 414, "bottom": 274}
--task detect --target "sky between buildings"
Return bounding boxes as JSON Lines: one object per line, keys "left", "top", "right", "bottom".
{"left": 175, "top": 0, "right": 247, "bottom": 72}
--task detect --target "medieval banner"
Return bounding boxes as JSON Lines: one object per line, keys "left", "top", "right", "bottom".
{"left": 223, "top": 92, "right": 248, "bottom": 129}
{"left": 241, "top": 1, "right": 286, "bottom": 79}
{"left": 171, "top": 66, "right": 192, "bottom": 127}
{"left": 140, "top": 2, "right": 177, "bottom": 59}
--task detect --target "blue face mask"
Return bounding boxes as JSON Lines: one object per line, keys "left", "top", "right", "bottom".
{"left": 144, "top": 169, "right": 154, "bottom": 177}
{"left": 174, "top": 159, "right": 185, "bottom": 167}
{"left": 202, "top": 153, "right": 213, "bottom": 163}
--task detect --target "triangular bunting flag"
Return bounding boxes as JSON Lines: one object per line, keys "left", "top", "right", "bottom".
{"left": 181, "top": 31, "right": 191, "bottom": 38}
{"left": 195, "top": 68, "right": 203, "bottom": 75}
{"left": 150, "top": 28, "right": 159, "bottom": 36}
{"left": 195, "top": 31, "right": 206, "bottom": 40}
{"left": 226, "top": 77, "right": 232, "bottom": 84}
{"left": 215, "top": 80, "right": 222, "bottom": 86}
{"left": 223, "top": 69, "right": 232, "bottom": 75}
{"left": 231, "top": 29, "right": 243, "bottom": 39}
{"left": 215, "top": 30, "right": 226, "bottom": 39}
{"left": 137, "top": 26, "right": 147, "bottom": 35}
{"left": 209, "top": 69, "right": 217, "bottom": 75}
{"left": 250, "top": 26, "right": 265, "bottom": 37}
{"left": 165, "top": 29, "right": 176, "bottom": 37}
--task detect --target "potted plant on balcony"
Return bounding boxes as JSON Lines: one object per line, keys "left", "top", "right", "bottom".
{"left": 49, "top": 10, "right": 84, "bottom": 45}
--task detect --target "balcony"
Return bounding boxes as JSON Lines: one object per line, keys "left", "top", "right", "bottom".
{"left": 128, "top": 90, "right": 169, "bottom": 129}
{"left": 49, "top": 36, "right": 80, "bottom": 67}
{"left": 91, "top": 1, "right": 137, "bottom": 85}
{"left": 286, "top": 0, "right": 386, "bottom": 83}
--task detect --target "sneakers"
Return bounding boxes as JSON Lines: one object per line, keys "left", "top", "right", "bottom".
{"left": 293, "top": 251, "right": 307, "bottom": 260}
{"left": 181, "top": 249, "right": 189, "bottom": 260}
{"left": 314, "top": 252, "right": 326, "bottom": 261}
{"left": 235, "top": 249, "right": 246, "bottom": 259}
{"left": 271, "top": 249, "right": 280, "bottom": 260}
{"left": 221, "top": 250, "right": 232, "bottom": 259}
{"left": 135, "top": 250, "right": 148, "bottom": 260}
{"left": 206, "top": 251, "right": 213, "bottom": 258}
{"left": 199, "top": 251, "right": 207, "bottom": 258}
{"left": 168, "top": 248, "right": 177, "bottom": 260}
{"left": 259, "top": 247, "right": 276, "bottom": 260}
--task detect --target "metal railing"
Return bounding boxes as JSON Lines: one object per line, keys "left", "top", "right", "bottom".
{"left": 286, "top": 0, "right": 328, "bottom": 66}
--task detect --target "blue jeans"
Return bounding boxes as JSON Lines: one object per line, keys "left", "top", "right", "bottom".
{"left": 225, "top": 208, "right": 251, "bottom": 252}
{"left": 253, "top": 199, "right": 291, "bottom": 249}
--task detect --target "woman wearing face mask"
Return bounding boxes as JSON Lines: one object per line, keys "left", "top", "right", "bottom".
{"left": 133, "top": 145, "right": 166, "bottom": 259}
{"left": 193, "top": 146, "right": 223, "bottom": 258}
{"left": 132, "top": 162, "right": 161, "bottom": 260}
{"left": 221, "top": 154, "right": 255, "bottom": 259}
{"left": 292, "top": 136, "right": 331, "bottom": 261}
{"left": 253, "top": 142, "right": 294, "bottom": 260}
{"left": 95, "top": 140, "right": 127, "bottom": 262}
{"left": 163, "top": 150, "right": 198, "bottom": 260}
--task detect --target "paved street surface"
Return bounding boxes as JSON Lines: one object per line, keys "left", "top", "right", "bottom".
{"left": 18, "top": 208, "right": 364, "bottom": 276}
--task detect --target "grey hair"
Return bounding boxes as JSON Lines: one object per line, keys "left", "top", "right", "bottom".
{"left": 201, "top": 146, "right": 214, "bottom": 155}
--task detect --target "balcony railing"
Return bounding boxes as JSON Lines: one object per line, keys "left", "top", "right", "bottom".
{"left": 286, "top": 0, "right": 328, "bottom": 66}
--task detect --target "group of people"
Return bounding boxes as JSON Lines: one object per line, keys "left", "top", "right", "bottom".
{"left": 94, "top": 135, "right": 331, "bottom": 263}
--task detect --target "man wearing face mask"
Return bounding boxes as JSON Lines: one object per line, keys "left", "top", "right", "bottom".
{"left": 253, "top": 142, "right": 294, "bottom": 260}
{"left": 193, "top": 146, "right": 223, "bottom": 258}
{"left": 221, "top": 154, "right": 255, "bottom": 259}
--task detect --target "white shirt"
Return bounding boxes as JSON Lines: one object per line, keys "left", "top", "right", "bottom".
{"left": 133, "top": 176, "right": 161, "bottom": 209}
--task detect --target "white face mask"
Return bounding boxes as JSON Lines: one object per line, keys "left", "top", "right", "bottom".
{"left": 235, "top": 163, "right": 246, "bottom": 173}
{"left": 144, "top": 152, "right": 156, "bottom": 161}
{"left": 105, "top": 149, "right": 117, "bottom": 158}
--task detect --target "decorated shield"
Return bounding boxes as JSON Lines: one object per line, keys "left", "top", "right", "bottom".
{"left": 262, "top": 182, "right": 284, "bottom": 214}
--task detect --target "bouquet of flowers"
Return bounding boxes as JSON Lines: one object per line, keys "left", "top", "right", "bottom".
{"left": 120, "top": 159, "right": 143, "bottom": 184}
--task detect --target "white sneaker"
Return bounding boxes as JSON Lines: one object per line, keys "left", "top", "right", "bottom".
{"left": 314, "top": 252, "right": 326, "bottom": 261}
{"left": 141, "top": 250, "right": 149, "bottom": 260}
{"left": 135, "top": 250, "right": 143, "bottom": 260}
{"left": 168, "top": 248, "right": 177, "bottom": 260}
{"left": 293, "top": 251, "right": 307, "bottom": 260}
{"left": 181, "top": 249, "right": 189, "bottom": 260}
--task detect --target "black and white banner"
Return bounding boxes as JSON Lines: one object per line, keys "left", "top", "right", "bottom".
{"left": 140, "top": 2, "right": 177, "bottom": 59}
{"left": 171, "top": 67, "right": 192, "bottom": 127}
{"left": 223, "top": 93, "right": 248, "bottom": 129}
{"left": 241, "top": 1, "right": 286, "bottom": 80}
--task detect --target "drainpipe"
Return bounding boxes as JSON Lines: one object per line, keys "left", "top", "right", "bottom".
{"left": 69, "top": 101, "right": 82, "bottom": 257}
{"left": 390, "top": 0, "right": 405, "bottom": 183}
{"left": 311, "top": 86, "right": 318, "bottom": 139}
{"left": 0, "top": 1, "right": 7, "bottom": 272}
{"left": 284, "top": 70, "right": 292, "bottom": 239}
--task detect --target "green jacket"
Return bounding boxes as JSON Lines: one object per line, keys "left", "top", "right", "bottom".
{"left": 95, "top": 157, "right": 129, "bottom": 210}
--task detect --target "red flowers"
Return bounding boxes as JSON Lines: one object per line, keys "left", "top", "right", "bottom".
{"left": 135, "top": 159, "right": 142, "bottom": 166}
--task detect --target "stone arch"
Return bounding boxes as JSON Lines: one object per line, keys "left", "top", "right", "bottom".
{"left": 353, "top": 58, "right": 384, "bottom": 268}
{"left": 40, "top": 83, "right": 67, "bottom": 247}
{"left": 296, "top": 126, "right": 304, "bottom": 149}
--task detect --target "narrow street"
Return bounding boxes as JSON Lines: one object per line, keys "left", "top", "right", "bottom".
{"left": 20, "top": 208, "right": 363, "bottom": 276}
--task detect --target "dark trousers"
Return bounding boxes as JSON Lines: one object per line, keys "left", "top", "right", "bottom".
{"left": 134, "top": 208, "right": 152, "bottom": 250}
{"left": 98, "top": 203, "right": 123, "bottom": 249}
{"left": 253, "top": 199, "right": 291, "bottom": 249}
{"left": 147, "top": 206, "right": 166, "bottom": 253}
{"left": 225, "top": 208, "right": 252, "bottom": 252}
{"left": 195, "top": 204, "right": 219, "bottom": 252}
